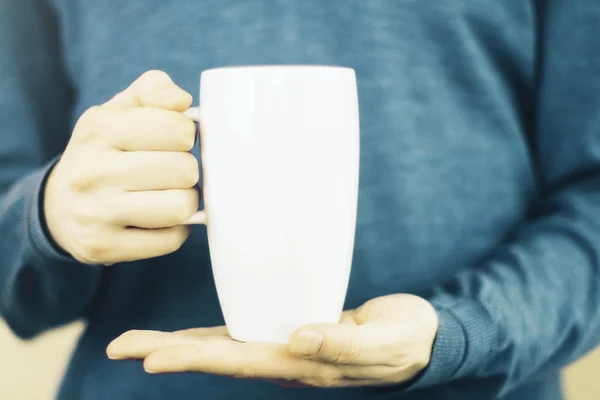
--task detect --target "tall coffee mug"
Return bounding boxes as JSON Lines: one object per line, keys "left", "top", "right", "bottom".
{"left": 184, "top": 65, "right": 360, "bottom": 344}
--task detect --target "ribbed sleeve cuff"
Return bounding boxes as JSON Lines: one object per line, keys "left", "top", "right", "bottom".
{"left": 368, "top": 297, "right": 496, "bottom": 395}
{"left": 27, "top": 157, "right": 77, "bottom": 263}
{"left": 409, "top": 298, "right": 496, "bottom": 390}
{"left": 408, "top": 307, "right": 467, "bottom": 389}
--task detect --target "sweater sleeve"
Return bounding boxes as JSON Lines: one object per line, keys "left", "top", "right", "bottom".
{"left": 406, "top": 1, "right": 600, "bottom": 397}
{"left": 0, "top": 0, "right": 103, "bottom": 339}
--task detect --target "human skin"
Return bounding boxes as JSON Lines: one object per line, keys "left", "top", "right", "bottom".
{"left": 44, "top": 70, "right": 200, "bottom": 265}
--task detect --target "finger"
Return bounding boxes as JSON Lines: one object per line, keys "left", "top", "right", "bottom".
{"left": 106, "top": 331, "right": 393, "bottom": 385}
{"left": 108, "top": 108, "right": 196, "bottom": 152}
{"left": 289, "top": 323, "right": 394, "bottom": 366}
{"left": 103, "top": 70, "right": 193, "bottom": 111}
{"left": 106, "top": 226, "right": 189, "bottom": 263}
{"left": 172, "top": 326, "right": 230, "bottom": 338}
{"left": 107, "top": 330, "right": 230, "bottom": 360}
{"left": 140, "top": 340, "right": 342, "bottom": 383}
{"left": 111, "top": 151, "right": 198, "bottom": 191}
{"left": 107, "top": 330, "right": 198, "bottom": 360}
{"left": 142, "top": 344, "right": 395, "bottom": 388}
{"left": 114, "top": 189, "right": 199, "bottom": 229}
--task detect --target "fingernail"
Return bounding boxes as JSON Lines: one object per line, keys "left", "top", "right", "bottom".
{"left": 293, "top": 330, "right": 324, "bottom": 357}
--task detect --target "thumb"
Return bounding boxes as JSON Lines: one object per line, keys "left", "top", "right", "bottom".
{"left": 289, "top": 322, "right": 393, "bottom": 365}
{"left": 103, "top": 70, "right": 193, "bottom": 111}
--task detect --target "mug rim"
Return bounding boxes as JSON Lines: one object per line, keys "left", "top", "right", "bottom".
{"left": 202, "top": 64, "right": 355, "bottom": 74}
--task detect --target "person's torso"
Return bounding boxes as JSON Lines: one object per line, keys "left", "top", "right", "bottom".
{"left": 47, "top": 1, "right": 555, "bottom": 399}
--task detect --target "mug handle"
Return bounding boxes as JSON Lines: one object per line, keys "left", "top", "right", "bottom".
{"left": 182, "top": 107, "right": 206, "bottom": 225}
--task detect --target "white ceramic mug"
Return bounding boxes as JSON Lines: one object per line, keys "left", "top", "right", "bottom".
{"left": 184, "top": 65, "right": 360, "bottom": 344}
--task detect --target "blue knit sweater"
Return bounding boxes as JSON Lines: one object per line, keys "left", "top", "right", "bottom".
{"left": 1, "top": 1, "right": 599, "bottom": 399}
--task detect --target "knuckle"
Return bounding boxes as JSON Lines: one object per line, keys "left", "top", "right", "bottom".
{"left": 74, "top": 106, "right": 105, "bottom": 143}
{"left": 180, "top": 154, "right": 200, "bottom": 187}
{"left": 178, "top": 117, "right": 197, "bottom": 150}
{"left": 136, "top": 70, "right": 176, "bottom": 107}
{"left": 79, "top": 106, "right": 102, "bottom": 123}
{"left": 69, "top": 172, "right": 94, "bottom": 193}
{"left": 80, "top": 238, "right": 110, "bottom": 264}
{"left": 172, "top": 190, "right": 199, "bottom": 224}
{"left": 168, "top": 113, "right": 197, "bottom": 151}
{"left": 84, "top": 105, "right": 106, "bottom": 120}
{"left": 140, "top": 69, "right": 171, "bottom": 83}
{"left": 68, "top": 165, "right": 107, "bottom": 193}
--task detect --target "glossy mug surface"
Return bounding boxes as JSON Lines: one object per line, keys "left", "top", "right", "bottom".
{"left": 186, "top": 65, "right": 360, "bottom": 343}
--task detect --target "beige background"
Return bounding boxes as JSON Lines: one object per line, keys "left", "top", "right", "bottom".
{"left": 1, "top": 319, "right": 598, "bottom": 399}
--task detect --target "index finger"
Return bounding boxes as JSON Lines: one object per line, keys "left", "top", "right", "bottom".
{"left": 104, "top": 70, "right": 193, "bottom": 111}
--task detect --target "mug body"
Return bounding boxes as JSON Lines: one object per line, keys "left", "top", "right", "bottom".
{"left": 199, "top": 65, "right": 360, "bottom": 343}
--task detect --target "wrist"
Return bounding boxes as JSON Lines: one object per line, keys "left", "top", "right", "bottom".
{"left": 38, "top": 159, "right": 72, "bottom": 258}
